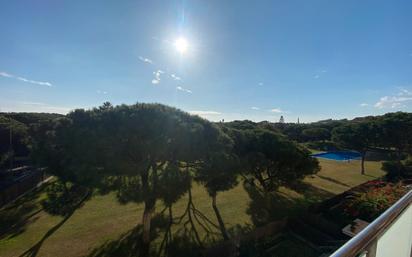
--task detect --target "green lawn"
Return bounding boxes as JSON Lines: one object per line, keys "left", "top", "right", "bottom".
{"left": 0, "top": 159, "right": 385, "bottom": 257}
{"left": 305, "top": 158, "right": 385, "bottom": 194}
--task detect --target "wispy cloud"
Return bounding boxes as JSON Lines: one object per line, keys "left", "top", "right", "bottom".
{"left": 97, "top": 90, "right": 108, "bottom": 95}
{"left": 0, "top": 71, "right": 52, "bottom": 87}
{"left": 360, "top": 103, "right": 369, "bottom": 107}
{"left": 313, "top": 69, "right": 327, "bottom": 79}
{"left": 18, "top": 101, "right": 47, "bottom": 106}
{"left": 9, "top": 101, "right": 72, "bottom": 114}
{"left": 269, "top": 108, "right": 283, "bottom": 113}
{"left": 138, "top": 56, "right": 153, "bottom": 64}
{"left": 189, "top": 110, "right": 221, "bottom": 115}
{"left": 251, "top": 106, "right": 260, "bottom": 110}
{"left": 258, "top": 82, "right": 264, "bottom": 86}
{"left": 176, "top": 86, "right": 192, "bottom": 94}
{"left": 138, "top": 55, "right": 183, "bottom": 85}
{"left": 374, "top": 88, "right": 412, "bottom": 109}
{"left": 152, "top": 70, "right": 164, "bottom": 84}
{"left": 171, "top": 74, "right": 181, "bottom": 81}
{"left": 0, "top": 72, "right": 12, "bottom": 78}
{"left": 374, "top": 96, "right": 412, "bottom": 109}
{"left": 398, "top": 88, "right": 412, "bottom": 96}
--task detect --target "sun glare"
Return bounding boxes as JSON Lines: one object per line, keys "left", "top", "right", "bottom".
{"left": 175, "top": 37, "right": 188, "bottom": 54}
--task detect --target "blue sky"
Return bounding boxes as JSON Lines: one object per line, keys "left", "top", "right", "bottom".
{"left": 1, "top": 0, "right": 412, "bottom": 122}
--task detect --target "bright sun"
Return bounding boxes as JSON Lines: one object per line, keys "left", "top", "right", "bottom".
{"left": 174, "top": 37, "right": 188, "bottom": 54}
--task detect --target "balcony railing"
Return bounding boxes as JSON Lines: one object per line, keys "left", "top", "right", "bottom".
{"left": 330, "top": 189, "right": 412, "bottom": 257}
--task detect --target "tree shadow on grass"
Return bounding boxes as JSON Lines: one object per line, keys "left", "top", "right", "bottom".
{"left": 244, "top": 180, "right": 335, "bottom": 227}
{"left": 87, "top": 189, "right": 216, "bottom": 257}
{"left": 87, "top": 225, "right": 145, "bottom": 257}
{"left": 288, "top": 181, "right": 335, "bottom": 202}
{"left": 243, "top": 182, "right": 297, "bottom": 226}
{"left": 18, "top": 183, "right": 91, "bottom": 257}
{"left": 0, "top": 183, "right": 50, "bottom": 240}
{"left": 315, "top": 175, "right": 351, "bottom": 188}
{"left": 86, "top": 213, "right": 169, "bottom": 257}
{"left": 87, "top": 218, "right": 203, "bottom": 257}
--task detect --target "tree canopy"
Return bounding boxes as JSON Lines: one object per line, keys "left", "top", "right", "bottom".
{"left": 225, "top": 126, "right": 320, "bottom": 192}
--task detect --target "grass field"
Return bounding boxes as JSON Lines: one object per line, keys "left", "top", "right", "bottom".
{"left": 0, "top": 158, "right": 385, "bottom": 257}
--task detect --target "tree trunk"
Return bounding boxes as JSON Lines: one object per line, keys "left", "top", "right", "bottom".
{"left": 361, "top": 152, "right": 366, "bottom": 175}
{"left": 396, "top": 149, "right": 403, "bottom": 177}
{"left": 396, "top": 149, "right": 403, "bottom": 164}
{"left": 188, "top": 188, "right": 202, "bottom": 246}
{"left": 211, "top": 193, "right": 229, "bottom": 240}
{"left": 141, "top": 199, "right": 155, "bottom": 256}
{"left": 140, "top": 168, "right": 155, "bottom": 257}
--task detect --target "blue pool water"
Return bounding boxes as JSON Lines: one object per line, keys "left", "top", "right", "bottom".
{"left": 311, "top": 151, "right": 361, "bottom": 161}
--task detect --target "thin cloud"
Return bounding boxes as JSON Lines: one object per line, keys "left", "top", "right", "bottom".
{"left": 398, "top": 88, "right": 412, "bottom": 96}
{"left": 258, "top": 82, "right": 264, "bottom": 86}
{"left": 374, "top": 96, "right": 412, "bottom": 109}
{"left": 269, "top": 108, "right": 283, "bottom": 113}
{"left": 251, "top": 107, "right": 260, "bottom": 110}
{"left": 11, "top": 101, "right": 72, "bottom": 114}
{"left": 189, "top": 110, "right": 221, "bottom": 115}
{"left": 360, "top": 103, "right": 369, "bottom": 107}
{"left": 18, "top": 101, "right": 47, "bottom": 106}
{"left": 0, "top": 72, "right": 12, "bottom": 78}
{"left": 313, "top": 69, "right": 327, "bottom": 79}
{"left": 152, "top": 70, "right": 164, "bottom": 84}
{"left": 0, "top": 71, "right": 52, "bottom": 87}
{"left": 138, "top": 56, "right": 153, "bottom": 64}
{"left": 97, "top": 90, "right": 108, "bottom": 95}
{"left": 176, "top": 86, "right": 192, "bottom": 94}
{"left": 374, "top": 88, "right": 412, "bottom": 109}
{"left": 171, "top": 74, "right": 181, "bottom": 81}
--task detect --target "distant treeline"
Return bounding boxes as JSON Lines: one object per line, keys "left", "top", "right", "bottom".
{"left": 1, "top": 110, "right": 412, "bottom": 174}
{"left": 225, "top": 112, "right": 412, "bottom": 175}
{"left": 0, "top": 112, "right": 62, "bottom": 169}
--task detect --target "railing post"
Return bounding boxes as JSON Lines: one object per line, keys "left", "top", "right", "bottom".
{"left": 365, "top": 239, "right": 377, "bottom": 257}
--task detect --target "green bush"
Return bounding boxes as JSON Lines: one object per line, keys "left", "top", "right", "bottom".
{"left": 305, "top": 141, "right": 341, "bottom": 151}
{"left": 382, "top": 159, "right": 412, "bottom": 181}
{"left": 343, "top": 183, "right": 407, "bottom": 221}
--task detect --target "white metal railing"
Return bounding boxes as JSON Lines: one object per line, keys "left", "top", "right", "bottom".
{"left": 329, "top": 189, "right": 412, "bottom": 257}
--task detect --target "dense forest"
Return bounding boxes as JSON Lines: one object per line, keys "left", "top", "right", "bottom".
{"left": 0, "top": 112, "right": 62, "bottom": 169}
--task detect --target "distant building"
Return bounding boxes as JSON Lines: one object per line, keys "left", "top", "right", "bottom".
{"left": 279, "top": 116, "right": 285, "bottom": 123}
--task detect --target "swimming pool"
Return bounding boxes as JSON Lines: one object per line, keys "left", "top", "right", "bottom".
{"left": 311, "top": 151, "right": 361, "bottom": 161}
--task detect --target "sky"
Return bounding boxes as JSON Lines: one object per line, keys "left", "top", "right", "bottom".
{"left": 1, "top": 0, "right": 412, "bottom": 123}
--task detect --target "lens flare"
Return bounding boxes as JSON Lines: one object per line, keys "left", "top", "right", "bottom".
{"left": 175, "top": 37, "right": 188, "bottom": 54}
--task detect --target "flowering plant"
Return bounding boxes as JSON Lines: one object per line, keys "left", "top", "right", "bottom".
{"left": 343, "top": 183, "right": 406, "bottom": 221}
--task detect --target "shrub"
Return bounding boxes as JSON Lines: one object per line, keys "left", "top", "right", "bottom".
{"left": 343, "top": 183, "right": 407, "bottom": 221}
{"left": 305, "top": 141, "right": 340, "bottom": 151}
{"left": 382, "top": 159, "right": 412, "bottom": 181}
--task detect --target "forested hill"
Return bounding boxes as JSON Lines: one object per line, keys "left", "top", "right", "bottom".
{"left": 0, "top": 112, "right": 63, "bottom": 126}
{"left": 0, "top": 112, "right": 63, "bottom": 169}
